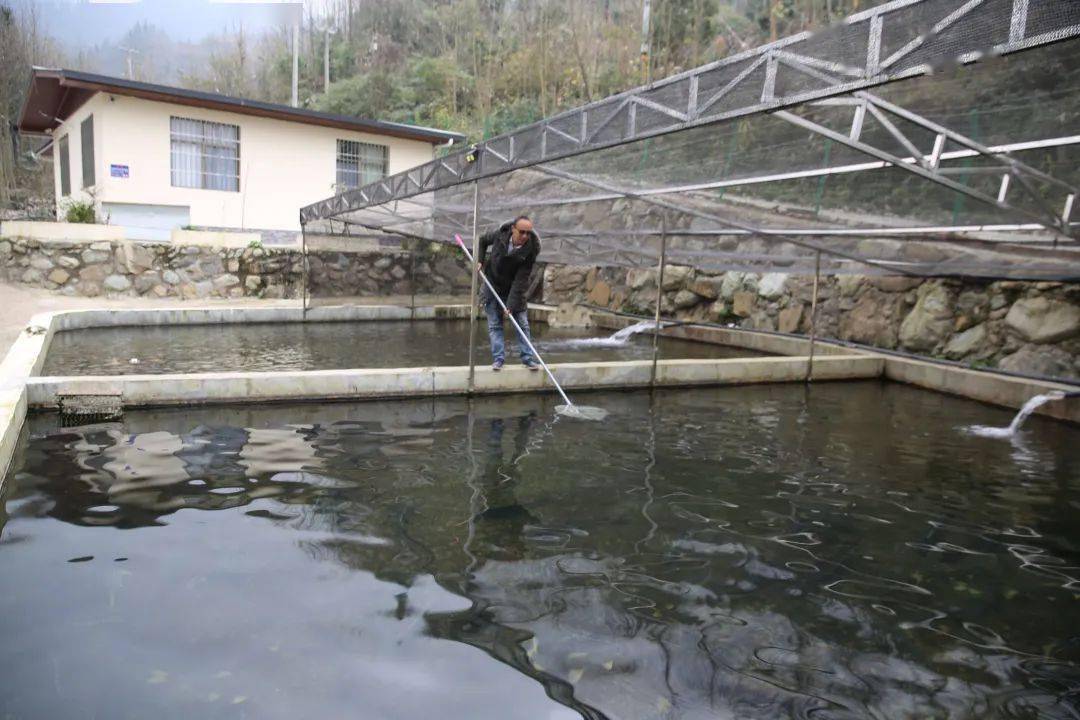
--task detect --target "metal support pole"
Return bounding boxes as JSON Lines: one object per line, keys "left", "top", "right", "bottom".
{"left": 466, "top": 182, "right": 481, "bottom": 393}
{"left": 409, "top": 243, "right": 417, "bottom": 320}
{"left": 300, "top": 217, "right": 308, "bottom": 317}
{"left": 650, "top": 213, "right": 667, "bottom": 388}
{"left": 807, "top": 250, "right": 821, "bottom": 382}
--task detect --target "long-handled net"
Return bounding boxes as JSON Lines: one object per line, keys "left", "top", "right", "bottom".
{"left": 453, "top": 234, "right": 608, "bottom": 421}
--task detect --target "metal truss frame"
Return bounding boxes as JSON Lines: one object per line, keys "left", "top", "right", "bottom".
{"left": 313, "top": 140, "right": 1080, "bottom": 274}
{"left": 770, "top": 58, "right": 1078, "bottom": 239}
{"left": 301, "top": 0, "right": 1080, "bottom": 224}
{"left": 322, "top": 154, "right": 1080, "bottom": 273}
{"left": 386, "top": 135, "right": 1078, "bottom": 230}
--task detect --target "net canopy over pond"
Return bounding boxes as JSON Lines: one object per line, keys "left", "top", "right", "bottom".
{"left": 301, "top": 0, "right": 1080, "bottom": 282}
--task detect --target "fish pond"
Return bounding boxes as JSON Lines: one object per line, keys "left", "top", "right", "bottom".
{"left": 1, "top": 382, "right": 1078, "bottom": 719}
{"left": 40, "top": 319, "right": 763, "bottom": 376}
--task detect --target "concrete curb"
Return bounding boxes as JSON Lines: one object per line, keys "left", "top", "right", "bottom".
{"left": 0, "top": 386, "right": 26, "bottom": 483}
{"left": 24, "top": 356, "right": 883, "bottom": 408}
{"left": 591, "top": 311, "right": 1080, "bottom": 424}
{"left": 884, "top": 356, "right": 1080, "bottom": 424}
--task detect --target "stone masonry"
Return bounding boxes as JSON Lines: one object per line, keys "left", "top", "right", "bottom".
{"left": 544, "top": 264, "right": 1080, "bottom": 380}
{"left": 0, "top": 236, "right": 471, "bottom": 302}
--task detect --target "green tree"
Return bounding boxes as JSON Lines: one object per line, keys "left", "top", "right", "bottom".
{"left": 316, "top": 72, "right": 404, "bottom": 118}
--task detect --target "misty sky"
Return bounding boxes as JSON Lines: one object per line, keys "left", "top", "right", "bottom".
{"left": 31, "top": 0, "right": 305, "bottom": 47}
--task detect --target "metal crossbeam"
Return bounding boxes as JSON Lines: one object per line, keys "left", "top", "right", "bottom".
{"left": 776, "top": 108, "right": 1076, "bottom": 240}
{"left": 301, "top": 0, "right": 1080, "bottom": 223}
{"left": 350, "top": 214, "right": 1077, "bottom": 278}
{"left": 337, "top": 201, "right": 1077, "bottom": 245}
{"left": 786, "top": 55, "right": 1079, "bottom": 192}
{"left": 775, "top": 59, "right": 1080, "bottom": 238}
{"left": 779, "top": 108, "right": 1051, "bottom": 227}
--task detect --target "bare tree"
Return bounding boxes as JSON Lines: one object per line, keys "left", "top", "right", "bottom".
{"left": 1, "top": 1, "right": 63, "bottom": 213}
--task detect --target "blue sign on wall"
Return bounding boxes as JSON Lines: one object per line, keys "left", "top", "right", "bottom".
{"left": 110, "top": 164, "right": 129, "bottom": 178}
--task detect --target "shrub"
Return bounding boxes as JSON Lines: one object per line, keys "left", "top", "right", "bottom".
{"left": 64, "top": 200, "right": 96, "bottom": 224}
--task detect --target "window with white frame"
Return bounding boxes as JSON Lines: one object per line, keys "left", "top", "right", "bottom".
{"left": 336, "top": 139, "right": 388, "bottom": 189}
{"left": 170, "top": 117, "right": 240, "bottom": 191}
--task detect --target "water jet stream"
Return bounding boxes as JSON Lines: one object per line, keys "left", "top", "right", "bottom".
{"left": 965, "top": 392, "right": 1067, "bottom": 438}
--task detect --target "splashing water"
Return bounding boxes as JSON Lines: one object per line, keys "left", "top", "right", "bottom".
{"left": 965, "top": 392, "right": 1066, "bottom": 438}
{"left": 610, "top": 320, "right": 660, "bottom": 342}
{"left": 542, "top": 320, "right": 658, "bottom": 349}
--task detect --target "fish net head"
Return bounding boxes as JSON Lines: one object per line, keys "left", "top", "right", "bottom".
{"left": 555, "top": 404, "right": 610, "bottom": 421}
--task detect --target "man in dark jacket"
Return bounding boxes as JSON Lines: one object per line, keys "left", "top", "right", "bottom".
{"left": 477, "top": 216, "right": 540, "bottom": 371}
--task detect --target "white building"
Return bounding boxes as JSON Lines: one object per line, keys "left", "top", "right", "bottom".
{"left": 18, "top": 68, "right": 463, "bottom": 240}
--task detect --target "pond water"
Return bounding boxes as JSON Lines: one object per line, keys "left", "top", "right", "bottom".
{"left": 1, "top": 382, "right": 1078, "bottom": 719}
{"left": 40, "top": 320, "right": 763, "bottom": 375}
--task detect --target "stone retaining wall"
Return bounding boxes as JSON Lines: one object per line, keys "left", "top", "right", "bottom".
{"left": 0, "top": 236, "right": 471, "bottom": 301}
{"left": 544, "top": 264, "right": 1080, "bottom": 380}
{"left": 307, "top": 242, "right": 472, "bottom": 299}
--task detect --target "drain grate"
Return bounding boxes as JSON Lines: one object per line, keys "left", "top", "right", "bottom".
{"left": 57, "top": 393, "right": 123, "bottom": 427}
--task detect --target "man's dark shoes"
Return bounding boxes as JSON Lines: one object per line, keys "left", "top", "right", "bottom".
{"left": 492, "top": 360, "right": 504, "bottom": 372}
{"left": 524, "top": 360, "right": 540, "bottom": 371}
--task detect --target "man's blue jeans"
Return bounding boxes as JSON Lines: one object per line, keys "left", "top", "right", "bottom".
{"left": 484, "top": 295, "right": 536, "bottom": 365}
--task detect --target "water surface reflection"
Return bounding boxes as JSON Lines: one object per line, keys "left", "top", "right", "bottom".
{"left": 2, "top": 382, "right": 1079, "bottom": 719}
{"left": 41, "top": 319, "right": 761, "bottom": 375}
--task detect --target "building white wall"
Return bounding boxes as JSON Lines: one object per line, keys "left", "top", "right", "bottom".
{"left": 51, "top": 93, "right": 109, "bottom": 218}
{"left": 51, "top": 93, "right": 439, "bottom": 232}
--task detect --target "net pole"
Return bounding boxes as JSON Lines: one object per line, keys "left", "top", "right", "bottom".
{"left": 807, "top": 250, "right": 821, "bottom": 382}
{"left": 650, "top": 213, "right": 667, "bottom": 388}
{"left": 467, "top": 181, "right": 481, "bottom": 394}
{"left": 300, "top": 217, "right": 308, "bottom": 317}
